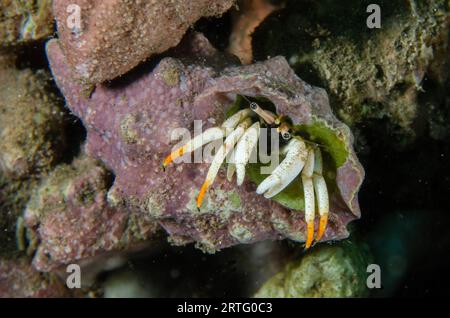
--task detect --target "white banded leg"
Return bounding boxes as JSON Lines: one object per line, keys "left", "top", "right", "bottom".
{"left": 163, "top": 108, "right": 253, "bottom": 167}
{"left": 197, "top": 118, "right": 253, "bottom": 208}
{"left": 234, "top": 122, "right": 260, "bottom": 185}
{"left": 313, "top": 148, "right": 329, "bottom": 241}
{"left": 163, "top": 127, "right": 225, "bottom": 167}
{"left": 221, "top": 108, "right": 253, "bottom": 131}
{"left": 301, "top": 148, "right": 315, "bottom": 249}
{"left": 226, "top": 147, "right": 237, "bottom": 182}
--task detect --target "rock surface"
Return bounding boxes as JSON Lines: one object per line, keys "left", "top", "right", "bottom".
{"left": 0, "top": 256, "right": 71, "bottom": 297}
{"left": 25, "top": 155, "right": 160, "bottom": 272}
{"left": 54, "top": 0, "right": 235, "bottom": 84}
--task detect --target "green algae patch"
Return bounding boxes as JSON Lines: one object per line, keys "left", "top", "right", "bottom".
{"left": 0, "top": 0, "right": 54, "bottom": 46}
{"left": 294, "top": 119, "right": 349, "bottom": 169}
{"left": 253, "top": 0, "right": 448, "bottom": 146}
{"left": 229, "top": 223, "right": 254, "bottom": 243}
{"left": 0, "top": 174, "right": 38, "bottom": 257}
{"left": 228, "top": 191, "right": 242, "bottom": 208}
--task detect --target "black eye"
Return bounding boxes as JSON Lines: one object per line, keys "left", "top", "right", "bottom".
{"left": 250, "top": 102, "right": 258, "bottom": 111}
{"left": 282, "top": 132, "right": 291, "bottom": 140}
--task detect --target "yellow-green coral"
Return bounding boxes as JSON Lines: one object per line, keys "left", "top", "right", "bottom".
{"left": 0, "top": 0, "right": 54, "bottom": 47}
{"left": 254, "top": 241, "right": 371, "bottom": 298}
{"left": 0, "top": 67, "right": 67, "bottom": 178}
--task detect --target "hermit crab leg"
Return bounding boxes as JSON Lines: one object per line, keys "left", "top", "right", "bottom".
{"left": 301, "top": 148, "right": 316, "bottom": 249}
{"left": 197, "top": 118, "right": 253, "bottom": 208}
{"left": 226, "top": 148, "right": 237, "bottom": 182}
{"left": 163, "top": 108, "right": 252, "bottom": 167}
{"left": 256, "top": 138, "right": 308, "bottom": 198}
{"left": 163, "top": 127, "right": 224, "bottom": 167}
{"left": 312, "top": 148, "right": 329, "bottom": 241}
{"left": 234, "top": 122, "right": 260, "bottom": 186}
{"left": 221, "top": 108, "right": 253, "bottom": 130}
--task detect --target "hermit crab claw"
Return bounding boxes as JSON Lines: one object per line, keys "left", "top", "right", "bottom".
{"left": 256, "top": 138, "right": 308, "bottom": 199}
{"left": 163, "top": 126, "right": 224, "bottom": 167}
{"left": 256, "top": 138, "right": 330, "bottom": 249}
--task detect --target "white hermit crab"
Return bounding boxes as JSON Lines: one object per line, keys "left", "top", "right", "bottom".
{"left": 163, "top": 97, "right": 330, "bottom": 248}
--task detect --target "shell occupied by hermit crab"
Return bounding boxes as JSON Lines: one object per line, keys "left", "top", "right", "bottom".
{"left": 163, "top": 95, "right": 333, "bottom": 249}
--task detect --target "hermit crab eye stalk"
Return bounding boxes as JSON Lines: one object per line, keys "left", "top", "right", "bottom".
{"left": 248, "top": 101, "right": 277, "bottom": 125}
{"left": 163, "top": 95, "right": 330, "bottom": 249}
{"left": 250, "top": 102, "right": 258, "bottom": 111}
{"left": 282, "top": 132, "right": 291, "bottom": 140}
{"left": 277, "top": 122, "right": 292, "bottom": 141}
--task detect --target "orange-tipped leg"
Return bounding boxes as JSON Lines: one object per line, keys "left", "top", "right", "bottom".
{"left": 196, "top": 119, "right": 252, "bottom": 208}
{"left": 163, "top": 147, "right": 185, "bottom": 167}
{"left": 197, "top": 180, "right": 210, "bottom": 208}
{"left": 311, "top": 147, "right": 329, "bottom": 245}
{"left": 305, "top": 221, "right": 315, "bottom": 249}
{"left": 163, "top": 126, "right": 226, "bottom": 167}
{"left": 316, "top": 214, "right": 328, "bottom": 242}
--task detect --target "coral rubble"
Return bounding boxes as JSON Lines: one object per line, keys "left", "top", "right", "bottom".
{"left": 0, "top": 52, "right": 67, "bottom": 258}
{"left": 0, "top": 0, "right": 54, "bottom": 47}
{"left": 0, "top": 61, "right": 67, "bottom": 179}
